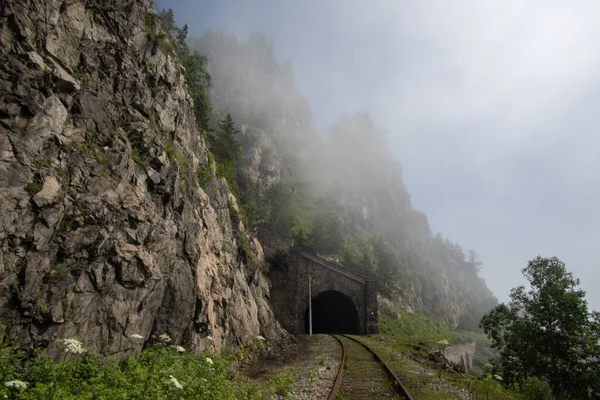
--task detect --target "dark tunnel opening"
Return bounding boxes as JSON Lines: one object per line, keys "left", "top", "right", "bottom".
{"left": 304, "top": 290, "right": 360, "bottom": 334}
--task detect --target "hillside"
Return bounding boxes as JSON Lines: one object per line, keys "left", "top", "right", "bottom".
{"left": 189, "top": 30, "right": 497, "bottom": 329}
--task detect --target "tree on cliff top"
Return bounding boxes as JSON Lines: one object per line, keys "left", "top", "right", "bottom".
{"left": 209, "top": 114, "right": 242, "bottom": 166}
{"left": 481, "top": 256, "right": 600, "bottom": 399}
{"left": 158, "top": 9, "right": 212, "bottom": 132}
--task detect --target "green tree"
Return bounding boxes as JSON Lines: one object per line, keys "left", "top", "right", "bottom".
{"left": 468, "top": 249, "right": 483, "bottom": 273}
{"left": 158, "top": 9, "right": 212, "bottom": 132}
{"left": 184, "top": 53, "right": 213, "bottom": 132}
{"left": 372, "top": 239, "right": 400, "bottom": 296}
{"left": 208, "top": 114, "right": 242, "bottom": 166}
{"left": 308, "top": 213, "right": 343, "bottom": 254}
{"left": 157, "top": 9, "right": 176, "bottom": 35}
{"left": 480, "top": 256, "right": 600, "bottom": 399}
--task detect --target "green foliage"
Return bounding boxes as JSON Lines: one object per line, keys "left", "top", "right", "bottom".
{"left": 240, "top": 201, "right": 262, "bottom": 231}
{"left": 360, "top": 320, "right": 517, "bottom": 400}
{"left": 25, "top": 179, "right": 43, "bottom": 195}
{"left": 157, "top": 9, "right": 212, "bottom": 133}
{"left": 379, "top": 312, "right": 453, "bottom": 347}
{"left": 267, "top": 372, "right": 295, "bottom": 396}
{"left": 307, "top": 213, "right": 343, "bottom": 254}
{"left": 272, "top": 247, "right": 289, "bottom": 270}
{"left": 197, "top": 152, "right": 215, "bottom": 189}
{"left": 145, "top": 12, "right": 175, "bottom": 55}
{"left": 289, "top": 215, "right": 312, "bottom": 246}
{"left": 58, "top": 213, "right": 78, "bottom": 233}
{"left": 71, "top": 140, "right": 109, "bottom": 167}
{"left": 127, "top": 131, "right": 152, "bottom": 167}
{"left": 207, "top": 114, "right": 242, "bottom": 166}
{"left": 184, "top": 53, "right": 213, "bottom": 132}
{"left": 0, "top": 325, "right": 21, "bottom": 384}
{"left": 0, "top": 336, "right": 257, "bottom": 400}
{"left": 519, "top": 377, "right": 553, "bottom": 400}
{"left": 481, "top": 256, "right": 600, "bottom": 399}
{"left": 216, "top": 162, "right": 240, "bottom": 195}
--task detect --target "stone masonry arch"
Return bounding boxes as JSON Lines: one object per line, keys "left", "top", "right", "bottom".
{"left": 258, "top": 227, "right": 378, "bottom": 334}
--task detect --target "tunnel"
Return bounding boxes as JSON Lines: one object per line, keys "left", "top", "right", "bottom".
{"left": 304, "top": 290, "right": 360, "bottom": 334}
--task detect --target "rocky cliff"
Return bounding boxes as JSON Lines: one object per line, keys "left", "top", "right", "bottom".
{"left": 0, "top": 0, "right": 283, "bottom": 355}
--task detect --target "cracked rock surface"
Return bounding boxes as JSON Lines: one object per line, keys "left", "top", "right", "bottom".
{"left": 0, "top": 0, "right": 283, "bottom": 356}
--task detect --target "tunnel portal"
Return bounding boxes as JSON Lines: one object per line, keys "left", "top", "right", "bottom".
{"left": 259, "top": 225, "right": 379, "bottom": 334}
{"left": 304, "top": 290, "right": 360, "bottom": 334}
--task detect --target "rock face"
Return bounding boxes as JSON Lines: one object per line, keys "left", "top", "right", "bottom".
{"left": 0, "top": 0, "right": 283, "bottom": 355}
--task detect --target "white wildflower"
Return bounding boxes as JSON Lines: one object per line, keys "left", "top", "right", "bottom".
{"left": 494, "top": 375, "right": 503, "bottom": 381}
{"left": 131, "top": 334, "right": 144, "bottom": 341}
{"left": 159, "top": 333, "right": 171, "bottom": 343}
{"left": 4, "top": 380, "right": 28, "bottom": 389}
{"left": 172, "top": 345, "right": 186, "bottom": 353}
{"left": 206, "top": 335, "right": 214, "bottom": 342}
{"left": 168, "top": 375, "right": 183, "bottom": 390}
{"left": 205, "top": 357, "right": 214, "bottom": 366}
{"left": 436, "top": 339, "right": 449, "bottom": 346}
{"left": 257, "top": 335, "right": 265, "bottom": 341}
{"left": 63, "top": 338, "right": 86, "bottom": 354}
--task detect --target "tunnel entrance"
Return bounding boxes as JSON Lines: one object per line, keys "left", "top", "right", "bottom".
{"left": 304, "top": 290, "right": 360, "bottom": 334}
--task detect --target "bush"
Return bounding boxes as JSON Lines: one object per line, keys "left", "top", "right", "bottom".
{"left": 25, "top": 179, "right": 43, "bottom": 195}
{"left": 520, "top": 377, "right": 553, "bottom": 400}
{"left": 272, "top": 247, "right": 289, "bottom": 270}
{"left": 0, "top": 333, "right": 256, "bottom": 400}
{"left": 268, "top": 372, "right": 295, "bottom": 396}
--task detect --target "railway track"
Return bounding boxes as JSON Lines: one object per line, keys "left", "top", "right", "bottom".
{"left": 327, "top": 334, "right": 414, "bottom": 400}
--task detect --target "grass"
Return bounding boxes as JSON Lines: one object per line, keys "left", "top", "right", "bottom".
{"left": 197, "top": 152, "right": 215, "bottom": 188}
{"left": 25, "top": 180, "right": 43, "bottom": 195}
{"left": 267, "top": 372, "right": 296, "bottom": 397}
{"left": 239, "top": 366, "right": 299, "bottom": 399}
{"left": 127, "top": 131, "right": 153, "bottom": 167}
{"left": 70, "top": 140, "right": 109, "bottom": 167}
{"left": 368, "top": 312, "right": 520, "bottom": 400}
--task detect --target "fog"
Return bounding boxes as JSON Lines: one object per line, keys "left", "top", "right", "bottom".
{"left": 157, "top": 0, "right": 600, "bottom": 311}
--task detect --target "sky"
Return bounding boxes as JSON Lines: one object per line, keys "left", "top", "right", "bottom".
{"left": 157, "top": 0, "right": 600, "bottom": 311}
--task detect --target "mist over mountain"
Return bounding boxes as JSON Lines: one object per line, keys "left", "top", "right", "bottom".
{"left": 188, "top": 30, "right": 497, "bottom": 329}
{"left": 158, "top": 0, "right": 600, "bottom": 317}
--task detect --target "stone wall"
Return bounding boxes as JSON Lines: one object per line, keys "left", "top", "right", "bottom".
{"left": 444, "top": 342, "right": 476, "bottom": 371}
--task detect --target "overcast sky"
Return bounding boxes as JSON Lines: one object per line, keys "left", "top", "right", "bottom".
{"left": 157, "top": 0, "right": 600, "bottom": 311}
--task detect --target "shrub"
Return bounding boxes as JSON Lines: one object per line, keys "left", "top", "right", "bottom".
{"left": 520, "top": 377, "right": 553, "bottom": 400}
{"left": 25, "top": 179, "right": 43, "bottom": 195}
{"left": 272, "top": 247, "right": 289, "bottom": 270}
{"left": 0, "top": 334, "right": 257, "bottom": 400}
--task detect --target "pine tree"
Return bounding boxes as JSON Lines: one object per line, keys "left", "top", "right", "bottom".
{"left": 468, "top": 249, "right": 483, "bottom": 272}
{"left": 209, "top": 114, "right": 242, "bottom": 166}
